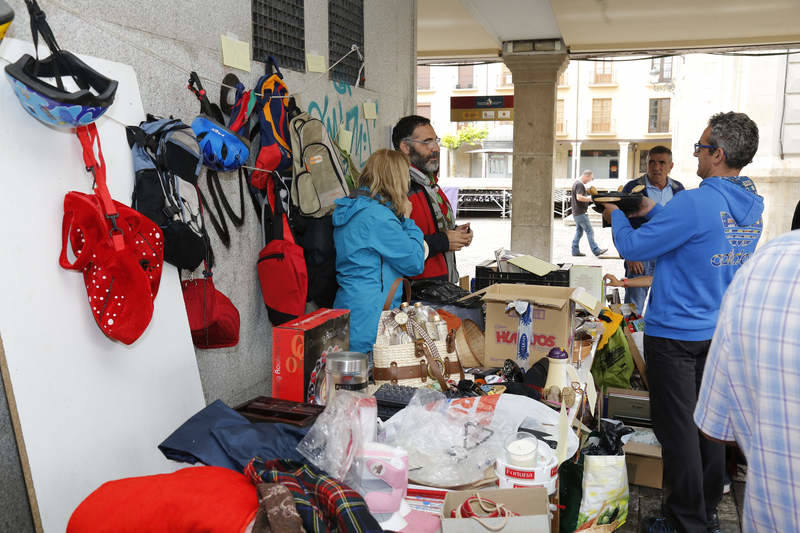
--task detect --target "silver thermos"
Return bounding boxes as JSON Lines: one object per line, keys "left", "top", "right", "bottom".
{"left": 325, "top": 352, "right": 369, "bottom": 404}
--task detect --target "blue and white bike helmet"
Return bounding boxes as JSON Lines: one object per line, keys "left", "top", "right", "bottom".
{"left": 187, "top": 71, "right": 249, "bottom": 171}
{"left": 4, "top": 0, "right": 117, "bottom": 128}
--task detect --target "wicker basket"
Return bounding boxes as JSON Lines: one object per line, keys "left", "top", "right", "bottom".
{"left": 374, "top": 314, "right": 462, "bottom": 388}
{"left": 573, "top": 338, "right": 594, "bottom": 364}
{"left": 373, "top": 279, "right": 464, "bottom": 388}
{"left": 462, "top": 319, "right": 485, "bottom": 367}
{"left": 454, "top": 326, "right": 481, "bottom": 368}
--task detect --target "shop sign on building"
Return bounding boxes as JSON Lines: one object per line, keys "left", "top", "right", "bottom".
{"left": 451, "top": 95, "right": 514, "bottom": 122}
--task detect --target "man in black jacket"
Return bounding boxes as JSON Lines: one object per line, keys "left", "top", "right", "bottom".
{"left": 620, "top": 146, "right": 684, "bottom": 313}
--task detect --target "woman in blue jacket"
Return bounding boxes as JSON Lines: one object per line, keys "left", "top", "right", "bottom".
{"left": 333, "top": 149, "right": 426, "bottom": 355}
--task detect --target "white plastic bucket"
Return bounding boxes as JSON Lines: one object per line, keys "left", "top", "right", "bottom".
{"left": 494, "top": 446, "right": 558, "bottom": 494}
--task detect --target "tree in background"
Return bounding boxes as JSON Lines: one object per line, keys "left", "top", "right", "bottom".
{"left": 441, "top": 125, "right": 489, "bottom": 177}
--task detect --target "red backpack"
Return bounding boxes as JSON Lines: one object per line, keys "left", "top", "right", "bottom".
{"left": 257, "top": 174, "right": 307, "bottom": 325}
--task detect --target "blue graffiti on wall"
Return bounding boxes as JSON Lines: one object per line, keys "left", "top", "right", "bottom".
{"left": 307, "top": 80, "right": 377, "bottom": 167}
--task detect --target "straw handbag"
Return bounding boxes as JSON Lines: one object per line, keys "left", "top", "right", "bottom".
{"left": 439, "top": 309, "right": 483, "bottom": 368}
{"left": 373, "top": 279, "right": 464, "bottom": 389}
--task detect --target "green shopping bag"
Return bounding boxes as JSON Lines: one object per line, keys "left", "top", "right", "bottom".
{"left": 590, "top": 326, "right": 634, "bottom": 390}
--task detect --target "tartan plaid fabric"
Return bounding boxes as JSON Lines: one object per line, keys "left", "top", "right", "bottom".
{"left": 245, "top": 458, "right": 384, "bottom": 533}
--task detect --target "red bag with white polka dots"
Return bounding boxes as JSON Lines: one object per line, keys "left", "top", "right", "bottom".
{"left": 58, "top": 124, "right": 164, "bottom": 345}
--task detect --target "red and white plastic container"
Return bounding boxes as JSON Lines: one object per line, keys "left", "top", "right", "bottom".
{"left": 495, "top": 434, "right": 558, "bottom": 494}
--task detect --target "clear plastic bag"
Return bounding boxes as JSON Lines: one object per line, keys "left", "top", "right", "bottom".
{"left": 296, "top": 391, "right": 376, "bottom": 481}
{"left": 379, "top": 389, "right": 511, "bottom": 488}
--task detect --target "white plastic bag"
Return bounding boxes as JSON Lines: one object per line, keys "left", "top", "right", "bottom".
{"left": 380, "top": 389, "right": 511, "bottom": 487}
{"left": 576, "top": 455, "right": 629, "bottom": 531}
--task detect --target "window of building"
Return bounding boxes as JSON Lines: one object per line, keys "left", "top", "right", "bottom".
{"left": 457, "top": 65, "right": 474, "bottom": 89}
{"left": 649, "top": 98, "right": 670, "bottom": 132}
{"left": 417, "top": 66, "right": 430, "bottom": 90}
{"left": 591, "top": 98, "right": 612, "bottom": 132}
{"left": 416, "top": 103, "right": 431, "bottom": 119}
{"left": 556, "top": 99, "right": 565, "bottom": 135}
{"left": 578, "top": 149, "right": 620, "bottom": 180}
{"left": 650, "top": 57, "right": 673, "bottom": 82}
{"left": 329, "top": 0, "right": 364, "bottom": 85}
{"left": 594, "top": 61, "right": 613, "bottom": 84}
{"left": 498, "top": 65, "right": 513, "bottom": 87}
{"left": 252, "top": 0, "right": 305, "bottom": 71}
{"left": 558, "top": 70, "right": 568, "bottom": 86}
{"left": 488, "top": 154, "right": 510, "bottom": 177}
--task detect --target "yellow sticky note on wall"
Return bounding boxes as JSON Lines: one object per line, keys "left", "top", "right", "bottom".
{"left": 363, "top": 101, "right": 378, "bottom": 120}
{"left": 337, "top": 128, "right": 353, "bottom": 151}
{"left": 306, "top": 54, "right": 326, "bottom": 73}
{"left": 220, "top": 35, "right": 251, "bottom": 72}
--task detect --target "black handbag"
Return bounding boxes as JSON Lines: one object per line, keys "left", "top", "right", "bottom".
{"left": 410, "top": 279, "right": 481, "bottom": 307}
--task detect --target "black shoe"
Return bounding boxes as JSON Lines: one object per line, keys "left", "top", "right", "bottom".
{"left": 594, "top": 248, "right": 608, "bottom": 256}
{"left": 639, "top": 516, "right": 677, "bottom": 533}
{"left": 572, "top": 252, "right": 586, "bottom": 257}
{"left": 706, "top": 511, "right": 721, "bottom": 533}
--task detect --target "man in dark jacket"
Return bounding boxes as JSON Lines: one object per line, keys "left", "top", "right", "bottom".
{"left": 392, "top": 115, "right": 472, "bottom": 283}
{"left": 620, "top": 146, "right": 684, "bottom": 313}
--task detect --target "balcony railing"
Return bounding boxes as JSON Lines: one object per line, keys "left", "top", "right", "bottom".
{"left": 556, "top": 120, "right": 568, "bottom": 136}
{"left": 587, "top": 118, "right": 616, "bottom": 134}
{"left": 591, "top": 71, "right": 617, "bottom": 85}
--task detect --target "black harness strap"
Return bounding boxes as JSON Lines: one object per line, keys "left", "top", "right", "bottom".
{"left": 198, "top": 169, "right": 246, "bottom": 248}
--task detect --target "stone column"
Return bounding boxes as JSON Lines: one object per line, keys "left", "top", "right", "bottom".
{"left": 618, "top": 141, "right": 629, "bottom": 181}
{"left": 571, "top": 141, "right": 582, "bottom": 180}
{"left": 504, "top": 51, "right": 568, "bottom": 261}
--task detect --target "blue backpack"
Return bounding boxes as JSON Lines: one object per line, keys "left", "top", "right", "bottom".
{"left": 127, "top": 115, "right": 207, "bottom": 270}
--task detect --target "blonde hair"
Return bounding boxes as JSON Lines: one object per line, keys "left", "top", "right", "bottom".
{"left": 357, "top": 149, "right": 410, "bottom": 217}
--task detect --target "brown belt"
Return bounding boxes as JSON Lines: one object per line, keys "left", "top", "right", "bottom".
{"left": 373, "top": 357, "right": 464, "bottom": 384}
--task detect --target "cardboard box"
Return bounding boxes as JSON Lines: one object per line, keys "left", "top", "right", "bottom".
{"left": 606, "top": 387, "right": 651, "bottom": 427}
{"left": 481, "top": 284, "right": 600, "bottom": 367}
{"left": 272, "top": 308, "right": 349, "bottom": 402}
{"left": 625, "top": 437, "right": 663, "bottom": 489}
{"left": 440, "top": 487, "right": 551, "bottom": 533}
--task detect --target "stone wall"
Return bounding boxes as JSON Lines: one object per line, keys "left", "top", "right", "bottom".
{"left": 1, "top": 1, "right": 415, "bottom": 528}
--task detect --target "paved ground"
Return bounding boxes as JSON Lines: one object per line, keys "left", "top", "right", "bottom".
{"left": 453, "top": 212, "right": 743, "bottom": 532}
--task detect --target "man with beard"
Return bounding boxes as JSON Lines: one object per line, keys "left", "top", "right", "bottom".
{"left": 392, "top": 116, "right": 472, "bottom": 283}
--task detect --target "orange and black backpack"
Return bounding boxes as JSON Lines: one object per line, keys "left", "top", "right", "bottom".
{"left": 250, "top": 56, "right": 292, "bottom": 189}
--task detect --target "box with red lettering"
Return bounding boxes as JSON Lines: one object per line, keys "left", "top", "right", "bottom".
{"left": 272, "top": 308, "right": 350, "bottom": 402}
{"left": 481, "top": 284, "right": 582, "bottom": 367}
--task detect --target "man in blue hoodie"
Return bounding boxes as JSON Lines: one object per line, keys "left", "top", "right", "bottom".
{"left": 602, "top": 112, "right": 763, "bottom": 533}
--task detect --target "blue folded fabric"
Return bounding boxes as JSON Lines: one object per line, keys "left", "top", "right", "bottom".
{"left": 158, "top": 399, "right": 249, "bottom": 471}
{"left": 212, "top": 422, "right": 310, "bottom": 470}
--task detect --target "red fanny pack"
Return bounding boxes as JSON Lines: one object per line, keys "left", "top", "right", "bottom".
{"left": 257, "top": 173, "right": 307, "bottom": 325}
{"left": 59, "top": 124, "right": 164, "bottom": 345}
